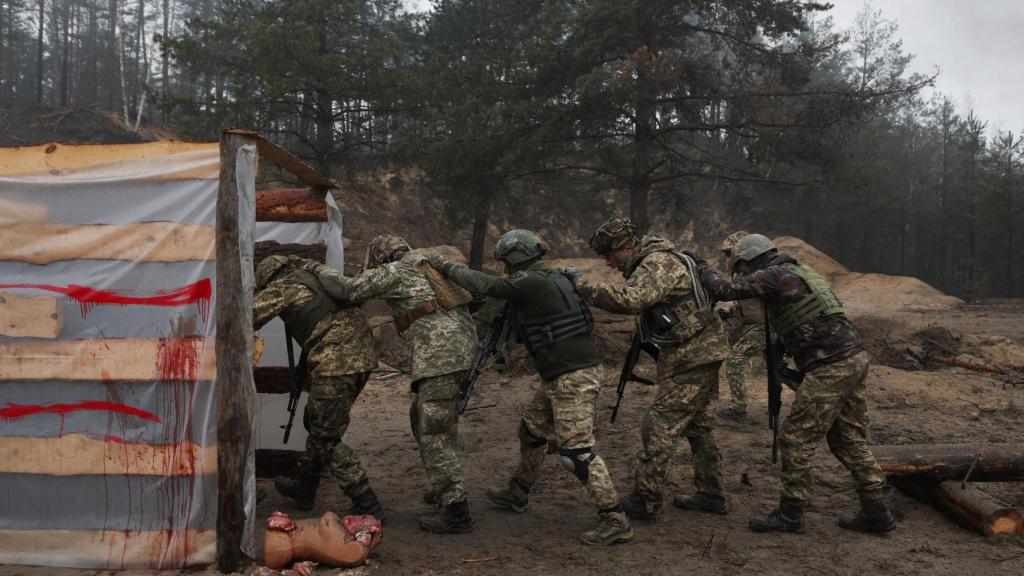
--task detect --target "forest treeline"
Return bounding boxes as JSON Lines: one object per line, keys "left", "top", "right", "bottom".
{"left": 1, "top": 0, "right": 1021, "bottom": 299}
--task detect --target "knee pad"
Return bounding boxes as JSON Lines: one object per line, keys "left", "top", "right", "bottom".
{"left": 518, "top": 420, "right": 547, "bottom": 450}
{"left": 558, "top": 447, "right": 596, "bottom": 483}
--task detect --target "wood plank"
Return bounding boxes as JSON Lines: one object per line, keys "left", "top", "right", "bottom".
{"left": 0, "top": 338, "right": 217, "bottom": 382}
{"left": 216, "top": 130, "right": 257, "bottom": 572}
{"left": 874, "top": 443, "right": 1024, "bottom": 483}
{"left": 0, "top": 291, "right": 62, "bottom": 338}
{"left": 0, "top": 198, "right": 47, "bottom": 224}
{"left": 0, "top": 222, "right": 215, "bottom": 264}
{"left": 256, "top": 188, "right": 328, "bottom": 222}
{"left": 0, "top": 529, "right": 215, "bottom": 569}
{"left": 0, "top": 140, "right": 219, "bottom": 178}
{"left": 256, "top": 448, "right": 301, "bottom": 479}
{"left": 0, "top": 434, "right": 217, "bottom": 476}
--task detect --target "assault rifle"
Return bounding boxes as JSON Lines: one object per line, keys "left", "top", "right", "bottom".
{"left": 460, "top": 303, "right": 510, "bottom": 413}
{"left": 610, "top": 332, "right": 656, "bottom": 423}
{"left": 281, "top": 327, "right": 309, "bottom": 444}
{"left": 764, "top": 314, "right": 804, "bottom": 463}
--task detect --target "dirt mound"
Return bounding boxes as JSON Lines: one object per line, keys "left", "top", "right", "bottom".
{"left": 836, "top": 272, "right": 963, "bottom": 311}
{"left": 0, "top": 106, "right": 174, "bottom": 146}
{"left": 772, "top": 235, "right": 848, "bottom": 280}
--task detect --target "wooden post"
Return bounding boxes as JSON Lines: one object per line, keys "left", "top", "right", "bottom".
{"left": 216, "top": 131, "right": 257, "bottom": 572}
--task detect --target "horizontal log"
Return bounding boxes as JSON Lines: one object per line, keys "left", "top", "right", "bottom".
{"left": 256, "top": 448, "right": 300, "bottom": 479}
{"left": 254, "top": 366, "right": 310, "bottom": 394}
{"left": 0, "top": 291, "right": 62, "bottom": 338}
{"left": 0, "top": 434, "right": 217, "bottom": 476}
{"left": 0, "top": 222, "right": 214, "bottom": 264}
{"left": 255, "top": 188, "right": 327, "bottom": 222}
{"left": 0, "top": 198, "right": 47, "bottom": 224}
{"left": 0, "top": 140, "right": 219, "bottom": 179}
{"left": 897, "top": 481, "right": 1024, "bottom": 536}
{"left": 0, "top": 529, "right": 215, "bottom": 569}
{"left": 874, "top": 444, "right": 1024, "bottom": 483}
{"left": 254, "top": 241, "right": 326, "bottom": 267}
{"left": 0, "top": 338, "right": 216, "bottom": 382}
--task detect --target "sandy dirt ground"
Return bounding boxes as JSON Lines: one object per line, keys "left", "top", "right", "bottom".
{"left": 3, "top": 300, "right": 1023, "bottom": 576}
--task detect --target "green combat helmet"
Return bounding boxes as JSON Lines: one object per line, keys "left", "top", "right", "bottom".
{"left": 720, "top": 231, "right": 749, "bottom": 255}
{"left": 732, "top": 233, "right": 775, "bottom": 263}
{"left": 588, "top": 217, "right": 638, "bottom": 255}
{"left": 363, "top": 234, "right": 412, "bottom": 270}
{"left": 493, "top": 229, "right": 548, "bottom": 265}
{"left": 255, "top": 255, "right": 291, "bottom": 290}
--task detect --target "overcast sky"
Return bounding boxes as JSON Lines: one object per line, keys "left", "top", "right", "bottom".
{"left": 403, "top": 1, "right": 1023, "bottom": 135}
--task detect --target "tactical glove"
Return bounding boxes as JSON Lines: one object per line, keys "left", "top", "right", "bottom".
{"left": 562, "top": 265, "right": 583, "bottom": 286}
{"left": 426, "top": 254, "right": 451, "bottom": 271}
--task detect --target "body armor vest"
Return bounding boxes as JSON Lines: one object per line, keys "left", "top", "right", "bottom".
{"left": 282, "top": 269, "right": 345, "bottom": 346}
{"left": 515, "top": 270, "right": 595, "bottom": 355}
{"left": 638, "top": 251, "right": 714, "bottom": 347}
{"left": 768, "top": 264, "right": 845, "bottom": 337}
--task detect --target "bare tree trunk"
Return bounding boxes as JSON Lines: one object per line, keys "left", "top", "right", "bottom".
{"left": 0, "top": 0, "right": 6, "bottom": 105}
{"left": 161, "top": 0, "right": 169, "bottom": 120}
{"left": 468, "top": 185, "right": 493, "bottom": 271}
{"left": 631, "top": 91, "right": 654, "bottom": 235}
{"left": 60, "top": 0, "right": 70, "bottom": 106}
{"left": 36, "top": 0, "right": 44, "bottom": 104}
{"left": 107, "top": 0, "right": 119, "bottom": 110}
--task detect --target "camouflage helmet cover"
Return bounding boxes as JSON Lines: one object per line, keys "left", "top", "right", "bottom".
{"left": 493, "top": 229, "right": 548, "bottom": 265}
{"left": 732, "top": 233, "right": 776, "bottom": 262}
{"left": 363, "top": 234, "right": 412, "bottom": 270}
{"left": 720, "top": 231, "right": 749, "bottom": 253}
{"left": 255, "top": 255, "right": 291, "bottom": 290}
{"left": 589, "top": 216, "right": 638, "bottom": 255}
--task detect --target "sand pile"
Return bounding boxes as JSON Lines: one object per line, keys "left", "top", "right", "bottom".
{"left": 772, "top": 236, "right": 849, "bottom": 281}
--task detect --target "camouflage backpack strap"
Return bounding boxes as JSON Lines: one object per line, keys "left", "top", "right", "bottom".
{"left": 517, "top": 270, "right": 594, "bottom": 354}
{"left": 770, "top": 264, "right": 845, "bottom": 337}
{"left": 283, "top": 269, "right": 346, "bottom": 346}
{"left": 638, "top": 250, "right": 714, "bottom": 347}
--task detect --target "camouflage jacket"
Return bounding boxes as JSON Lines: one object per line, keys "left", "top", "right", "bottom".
{"left": 577, "top": 236, "right": 729, "bottom": 374}
{"left": 253, "top": 278, "right": 377, "bottom": 378}
{"left": 722, "top": 294, "right": 766, "bottom": 339}
{"left": 315, "top": 250, "right": 477, "bottom": 382}
{"left": 697, "top": 252, "right": 863, "bottom": 372}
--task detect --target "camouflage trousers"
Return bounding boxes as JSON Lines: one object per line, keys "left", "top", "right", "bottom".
{"left": 724, "top": 324, "right": 765, "bottom": 412}
{"left": 513, "top": 364, "right": 619, "bottom": 511}
{"left": 779, "top": 351, "right": 886, "bottom": 506}
{"left": 410, "top": 371, "right": 468, "bottom": 507}
{"left": 636, "top": 361, "right": 724, "bottom": 513}
{"left": 298, "top": 372, "right": 372, "bottom": 496}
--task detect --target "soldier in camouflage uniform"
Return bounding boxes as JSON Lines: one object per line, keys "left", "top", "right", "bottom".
{"left": 427, "top": 229, "right": 633, "bottom": 546}
{"left": 717, "top": 231, "right": 767, "bottom": 422}
{"left": 691, "top": 234, "right": 896, "bottom": 534}
{"left": 307, "top": 235, "right": 479, "bottom": 534}
{"left": 568, "top": 217, "right": 730, "bottom": 521}
{"left": 253, "top": 255, "right": 382, "bottom": 518}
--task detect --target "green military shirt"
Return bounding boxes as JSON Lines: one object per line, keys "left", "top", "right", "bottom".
{"left": 439, "top": 260, "right": 600, "bottom": 381}
{"left": 253, "top": 278, "right": 377, "bottom": 378}
{"left": 315, "top": 250, "right": 477, "bottom": 382}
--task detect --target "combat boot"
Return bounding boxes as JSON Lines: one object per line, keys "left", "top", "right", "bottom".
{"left": 273, "top": 475, "right": 320, "bottom": 511}
{"left": 484, "top": 480, "right": 529, "bottom": 513}
{"left": 749, "top": 500, "right": 805, "bottom": 534}
{"left": 419, "top": 499, "right": 475, "bottom": 534}
{"left": 346, "top": 482, "right": 385, "bottom": 519}
{"left": 672, "top": 492, "right": 728, "bottom": 515}
{"left": 618, "top": 491, "right": 658, "bottom": 522}
{"left": 839, "top": 499, "right": 896, "bottom": 534}
{"left": 579, "top": 509, "right": 634, "bottom": 546}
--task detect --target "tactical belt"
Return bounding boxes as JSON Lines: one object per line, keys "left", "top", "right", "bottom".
{"left": 394, "top": 299, "right": 440, "bottom": 333}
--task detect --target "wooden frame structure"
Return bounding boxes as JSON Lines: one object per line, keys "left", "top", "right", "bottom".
{"left": 215, "top": 129, "right": 335, "bottom": 572}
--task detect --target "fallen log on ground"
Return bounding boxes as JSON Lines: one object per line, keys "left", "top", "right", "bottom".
{"left": 896, "top": 481, "right": 1024, "bottom": 536}
{"left": 874, "top": 444, "right": 1024, "bottom": 483}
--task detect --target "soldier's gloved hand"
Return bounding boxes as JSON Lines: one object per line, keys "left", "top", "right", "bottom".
{"left": 426, "top": 254, "right": 450, "bottom": 271}
{"left": 305, "top": 260, "right": 325, "bottom": 275}
{"left": 562, "top": 265, "right": 583, "bottom": 286}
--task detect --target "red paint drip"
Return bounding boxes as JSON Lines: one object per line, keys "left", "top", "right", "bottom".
{"left": 155, "top": 336, "right": 201, "bottom": 384}
{"left": 0, "top": 279, "right": 212, "bottom": 323}
{"left": 0, "top": 401, "right": 162, "bottom": 423}
{"left": 104, "top": 434, "right": 125, "bottom": 444}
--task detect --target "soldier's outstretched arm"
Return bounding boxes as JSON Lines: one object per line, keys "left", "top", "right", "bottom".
{"left": 696, "top": 261, "right": 782, "bottom": 302}
{"left": 253, "top": 283, "right": 289, "bottom": 330}
{"left": 575, "top": 257, "right": 674, "bottom": 314}
{"left": 314, "top": 264, "right": 401, "bottom": 302}
{"left": 434, "top": 261, "right": 533, "bottom": 302}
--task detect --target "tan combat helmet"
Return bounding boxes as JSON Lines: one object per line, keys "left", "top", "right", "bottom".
{"left": 720, "top": 231, "right": 749, "bottom": 255}
{"left": 363, "top": 234, "right": 412, "bottom": 270}
{"left": 588, "top": 216, "right": 639, "bottom": 255}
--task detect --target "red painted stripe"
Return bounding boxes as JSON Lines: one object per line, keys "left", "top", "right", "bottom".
{"left": 0, "top": 279, "right": 212, "bottom": 321}
{"left": 0, "top": 401, "right": 162, "bottom": 424}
